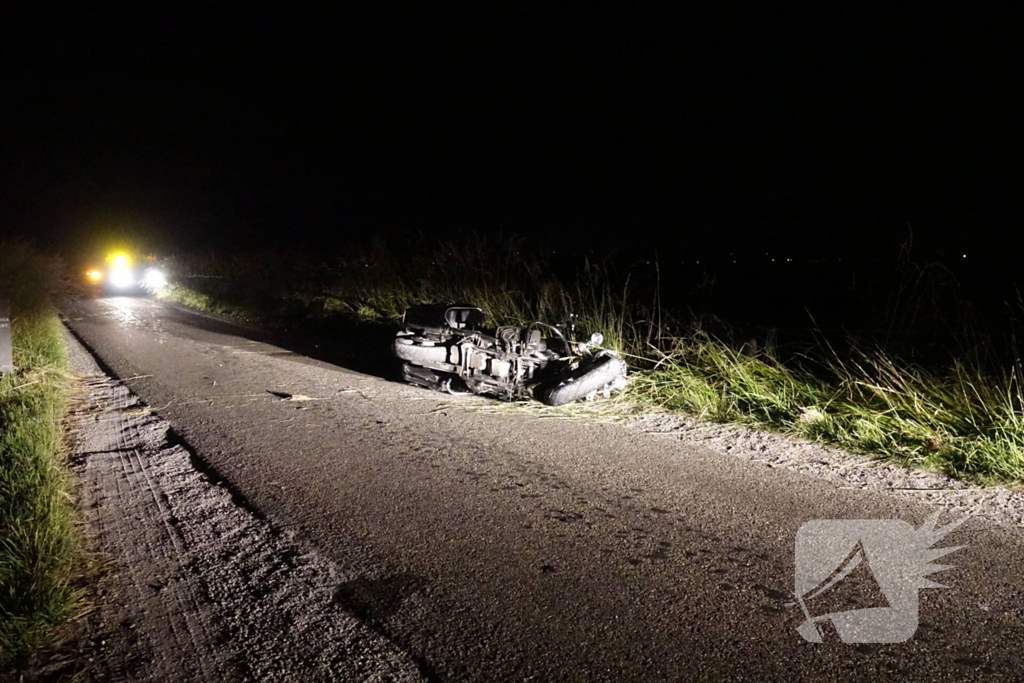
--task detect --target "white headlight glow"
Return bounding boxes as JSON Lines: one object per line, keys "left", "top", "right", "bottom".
{"left": 143, "top": 268, "right": 167, "bottom": 290}
{"left": 109, "top": 267, "right": 136, "bottom": 289}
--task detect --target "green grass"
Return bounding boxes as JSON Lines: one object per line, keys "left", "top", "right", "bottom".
{"left": 630, "top": 335, "right": 1024, "bottom": 483}
{"left": 0, "top": 243, "right": 81, "bottom": 667}
{"left": 159, "top": 237, "right": 1024, "bottom": 486}
{"left": 161, "top": 236, "right": 635, "bottom": 352}
{"left": 159, "top": 282, "right": 255, "bottom": 319}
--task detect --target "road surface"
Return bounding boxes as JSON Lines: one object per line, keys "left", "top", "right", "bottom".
{"left": 64, "top": 296, "right": 1024, "bottom": 681}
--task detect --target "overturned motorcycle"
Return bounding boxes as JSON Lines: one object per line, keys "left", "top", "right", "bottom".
{"left": 393, "top": 304, "right": 628, "bottom": 406}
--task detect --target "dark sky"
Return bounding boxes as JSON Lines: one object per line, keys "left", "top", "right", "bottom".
{"left": 1, "top": 4, "right": 1016, "bottom": 258}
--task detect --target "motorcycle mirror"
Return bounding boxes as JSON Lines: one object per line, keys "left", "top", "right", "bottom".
{"left": 589, "top": 332, "right": 604, "bottom": 346}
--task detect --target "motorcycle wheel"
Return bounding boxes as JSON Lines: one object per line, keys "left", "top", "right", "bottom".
{"left": 535, "top": 352, "right": 628, "bottom": 407}
{"left": 393, "top": 339, "right": 451, "bottom": 366}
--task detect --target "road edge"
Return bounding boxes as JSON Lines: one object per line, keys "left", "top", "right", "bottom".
{"left": 57, "top": 322, "right": 427, "bottom": 682}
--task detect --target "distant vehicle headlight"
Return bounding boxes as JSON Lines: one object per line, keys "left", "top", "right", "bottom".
{"left": 109, "top": 267, "right": 136, "bottom": 289}
{"left": 142, "top": 268, "right": 167, "bottom": 290}
{"left": 86, "top": 269, "right": 103, "bottom": 282}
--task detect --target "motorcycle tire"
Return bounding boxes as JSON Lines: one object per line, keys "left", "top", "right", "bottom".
{"left": 393, "top": 339, "right": 452, "bottom": 367}
{"left": 535, "top": 352, "right": 628, "bottom": 407}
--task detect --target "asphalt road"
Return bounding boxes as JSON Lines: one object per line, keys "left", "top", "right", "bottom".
{"left": 65, "top": 296, "right": 1024, "bottom": 681}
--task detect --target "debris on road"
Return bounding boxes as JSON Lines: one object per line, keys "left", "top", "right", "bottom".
{"left": 268, "top": 390, "right": 318, "bottom": 401}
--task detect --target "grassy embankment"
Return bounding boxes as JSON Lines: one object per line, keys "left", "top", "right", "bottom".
{"left": 0, "top": 243, "right": 80, "bottom": 667}
{"left": 158, "top": 236, "right": 1024, "bottom": 484}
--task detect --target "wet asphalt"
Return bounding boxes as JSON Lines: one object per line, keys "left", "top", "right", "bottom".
{"left": 64, "top": 296, "right": 1024, "bottom": 681}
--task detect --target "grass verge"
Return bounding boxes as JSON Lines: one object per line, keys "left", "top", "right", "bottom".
{"left": 157, "top": 237, "right": 1024, "bottom": 486}
{"left": 629, "top": 333, "right": 1024, "bottom": 483}
{"left": 0, "top": 243, "right": 81, "bottom": 668}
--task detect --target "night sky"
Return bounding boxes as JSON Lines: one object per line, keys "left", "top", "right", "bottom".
{"left": 2, "top": 5, "right": 1016, "bottom": 262}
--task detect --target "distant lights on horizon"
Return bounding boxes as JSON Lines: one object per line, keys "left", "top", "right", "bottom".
{"left": 680, "top": 254, "right": 969, "bottom": 263}
{"left": 662, "top": 255, "right": 938, "bottom": 265}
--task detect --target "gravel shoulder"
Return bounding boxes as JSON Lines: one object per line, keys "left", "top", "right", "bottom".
{"left": 61, "top": 326, "right": 424, "bottom": 682}
{"left": 620, "top": 412, "right": 1024, "bottom": 528}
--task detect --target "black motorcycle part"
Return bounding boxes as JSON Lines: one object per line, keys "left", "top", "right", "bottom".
{"left": 402, "top": 362, "right": 448, "bottom": 389}
{"left": 403, "top": 304, "right": 484, "bottom": 335}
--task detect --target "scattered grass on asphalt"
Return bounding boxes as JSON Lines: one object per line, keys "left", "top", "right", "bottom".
{"left": 0, "top": 242, "right": 82, "bottom": 668}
